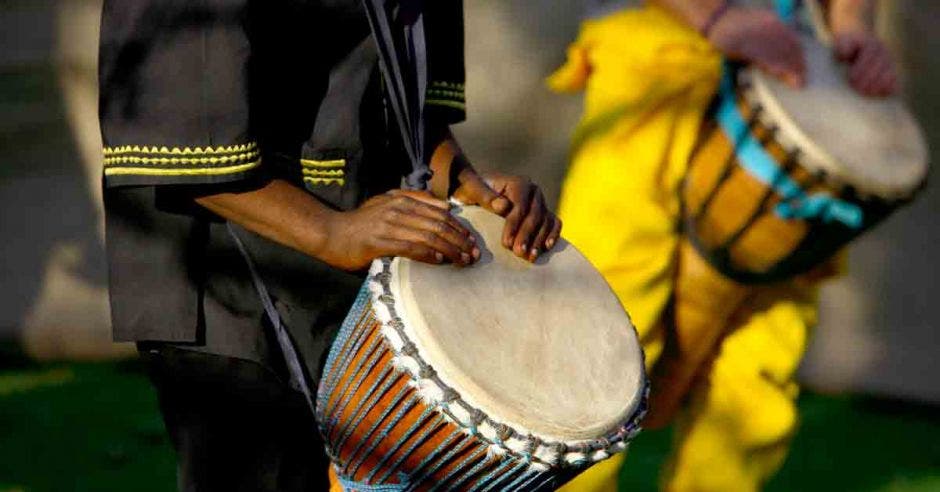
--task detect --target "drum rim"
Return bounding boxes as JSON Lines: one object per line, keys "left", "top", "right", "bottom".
{"left": 740, "top": 54, "right": 928, "bottom": 201}
{"left": 365, "top": 256, "right": 649, "bottom": 470}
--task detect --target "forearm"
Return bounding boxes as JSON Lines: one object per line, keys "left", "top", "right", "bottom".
{"left": 194, "top": 179, "right": 336, "bottom": 260}
{"left": 823, "top": 0, "right": 875, "bottom": 33}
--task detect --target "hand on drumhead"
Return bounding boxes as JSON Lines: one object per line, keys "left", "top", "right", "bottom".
{"left": 834, "top": 30, "right": 898, "bottom": 97}
{"left": 324, "top": 190, "right": 479, "bottom": 270}
{"left": 707, "top": 7, "right": 806, "bottom": 88}
{"left": 453, "top": 171, "right": 562, "bottom": 262}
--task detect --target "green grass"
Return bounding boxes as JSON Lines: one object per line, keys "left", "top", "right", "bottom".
{"left": 0, "top": 360, "right": 175, "bottom": 492}
{"left": 1, "top": 360, "right": 938, "bottom": 491}
{"left": 619, "top": 393, "right": 940, "bottom": 492}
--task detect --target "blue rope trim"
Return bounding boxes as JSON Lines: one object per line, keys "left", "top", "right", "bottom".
{"left": 717, "top": 67, "right": 864, "bottom": 229}
{"left": 318, "top": 284, "right": 373, "bottom": 414}
{"left": 775, "top": 0, "right": 797, "bottom": 23}
{"left": 336, "top": 470, "right": 409, "bottom": 492}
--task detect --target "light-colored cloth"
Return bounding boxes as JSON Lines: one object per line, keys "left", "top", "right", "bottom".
{"left": 550, "top": 5, "right": 825, "bottom": 491}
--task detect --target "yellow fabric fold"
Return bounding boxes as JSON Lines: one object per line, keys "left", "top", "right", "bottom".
{"left": 553, "top": 6, "right": 823, "bottom": 491}
{"left": 550, "top": 6, "right": 721, "bottom": 370}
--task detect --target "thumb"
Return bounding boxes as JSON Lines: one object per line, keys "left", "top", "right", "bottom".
{"left": 453, "top": 174, "right": 512, "bottom": 216}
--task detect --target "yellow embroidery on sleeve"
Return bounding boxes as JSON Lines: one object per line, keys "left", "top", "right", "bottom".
{"left": 104, "top": 160, "right": 262, "bottom": 177}
{"left": 300, "top": 158, "right": 346, "bottom": 169}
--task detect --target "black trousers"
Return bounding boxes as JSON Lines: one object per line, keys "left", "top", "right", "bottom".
{"left": 140, "top": 345, "right": 331, "bottom": 492}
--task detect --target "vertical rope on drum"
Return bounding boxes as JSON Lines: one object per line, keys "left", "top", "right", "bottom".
{"left": 431, "top": 446, "right": 489, "bottom": 492}
{"left": 445, "top": 450, "right": 496, "bottom": 491}
{"left": 502, "top": 468, "right": 543, "bottom": 492}
{"left": 334, "top": 364, "right": 401, "bottom": 454}
{"left": 471, "top": 456, "right": 516, "bottom": 490}
{"left": 402, "top": 428, "right": 465, "bottom": 490}
{"left": 525, "top": 473, "right": 562, "bottom": 491}
{"left": 321, "top": 297, "right": 372, "bottom": 393}
{"left": 323, "top": 314, "right": 379, "bottom": 420}
{"left": 321, "top": 307, "right": 374, "bottom": 408}
{"left": 346, "top": 385, "right": 418, "bottom": 477}
{"left": 406, "top": 439, "right": 475, "bottom": 490}
{"left": 327, "top": 334, "right": 387, "bottom": 436}
{"left": 349, "top": 392, "right": 418, "bottom": 477}
{"left": 364, "top": 404, "right": 435, "bottom": 483}
{"left": 376, "top": 415, "right": 448, "bottom": 484}
{"left": 478, "top": 459, "right": 529, "bottom": 492}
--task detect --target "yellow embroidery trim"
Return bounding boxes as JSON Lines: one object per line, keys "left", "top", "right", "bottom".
{"left": 302, "top": 168, "right": 345, "bottom": 177}
{"left": 103, "top": 142, "right": 258, "bottom": 156}
{"left": 104, "top": 160, "right": 261, "bottom": 177}
{"left": 103, "top": 150, "right": 260, "bottom": 166}
{"left": 426, "top": 88, "right": 465, "bottom": 100}
{"left": 425, "top": 99, "right": 467, "bottom": 111}
{"left": 300, "top": 158, "right": 346, "bottom": 169}
{"left": 429, "top": 81, "right": 465, "bottom": 90}
{"left": 303, "top": 176, "right": 345, "bottom": 186}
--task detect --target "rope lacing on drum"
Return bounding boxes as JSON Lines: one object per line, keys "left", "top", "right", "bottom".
{"left": 494, "top": 423, "right": 513, "bottom": 444}
{"left": 363, "top": 257, "right": 650, "bottom": 471}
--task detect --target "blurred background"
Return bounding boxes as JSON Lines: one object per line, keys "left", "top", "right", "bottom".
{"left": 0, "top": 0, "right": 937, "bottom": 490}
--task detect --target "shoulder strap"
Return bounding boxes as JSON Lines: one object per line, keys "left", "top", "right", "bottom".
{"left": 361, "top": 0, "right": 431, "bottom": 190}
{"left": 227, "top": 223, "right": 315, "bottom": 411}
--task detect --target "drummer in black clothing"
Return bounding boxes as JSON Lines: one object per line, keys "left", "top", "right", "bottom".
{"left": 98, "top": 1, "right": 560, "bottom": 490}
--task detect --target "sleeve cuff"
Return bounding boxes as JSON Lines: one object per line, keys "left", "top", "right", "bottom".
{"left": 102, "top": 142, "right": 261, "bottom": 187}
{"left": 426, "top": 81, "right": 466, "bottom": 123}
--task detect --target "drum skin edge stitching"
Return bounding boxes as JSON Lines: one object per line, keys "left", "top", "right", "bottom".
{"left": 358, "top": 257, "right": 649, "bottom": 471}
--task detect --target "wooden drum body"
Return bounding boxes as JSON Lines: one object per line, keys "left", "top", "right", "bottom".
{"left": 317, "top": 206, "right": 648, "bottom": 491}
{"left": 684, "top": 35, "right": 928, "bottom": 284}
{"left": 647, "top": 33, "right": 930, "bottom": 428}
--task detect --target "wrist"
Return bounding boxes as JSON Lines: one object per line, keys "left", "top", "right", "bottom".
{"left": 828, "top": 0, "right": 873, "bottom": 34}
{"left": 699, "top": 0, "right": 732, "bottom": 38}
{"left": 429, "top": 132, "right": 474, "bottom": 199}
{"left": 309, "top": 207, "right": 348, "bottom": 266}
{"left": 830, "top": 18, "right": 871, "bottom": 36}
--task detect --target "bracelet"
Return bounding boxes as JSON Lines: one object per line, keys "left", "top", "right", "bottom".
{"left": 700, "top": 0, "right": 733, "bottom": 38}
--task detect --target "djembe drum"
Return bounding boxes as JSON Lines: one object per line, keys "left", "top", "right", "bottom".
{"left": 646, "top": 33, "right": 929, "bottom": 427}
{"left": 317, "top": 206, "right": 648, "bottom": 491}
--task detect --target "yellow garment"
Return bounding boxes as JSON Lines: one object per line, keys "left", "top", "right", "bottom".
{"left": 552, "top": 6, "right": 819, "bottom": 491}
{"left": 663, "top": 285, "right": 815, "bottom": 492}
{"left": 548, "top": 6, "right": 721, "bottom": 370}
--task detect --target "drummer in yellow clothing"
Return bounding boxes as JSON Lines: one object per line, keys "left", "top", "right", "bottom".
{"left": 551, "top": 0, "right": 898, "bottom": 490}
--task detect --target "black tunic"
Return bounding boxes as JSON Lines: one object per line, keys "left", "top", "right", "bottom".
{"left": 99, "top": 0, "right": 466, "bottom": 377}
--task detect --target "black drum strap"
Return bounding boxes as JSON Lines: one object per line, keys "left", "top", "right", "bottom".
{"left": 227, "top": 223, "right": 316, "bottom": 412}
{"left": 361, "top": 0, "right": 431, "bottom": 191}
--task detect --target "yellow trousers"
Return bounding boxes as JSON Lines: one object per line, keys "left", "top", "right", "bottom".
{"left": 550, "top": 7, "right": 821, "bottom": 491}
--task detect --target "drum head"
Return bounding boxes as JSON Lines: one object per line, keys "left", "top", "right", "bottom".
{"left": 393, "top": 206, "right": 645, "bottom": 442}
{"left": 746, "top": 34, "right": 928, "bottom": 199}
